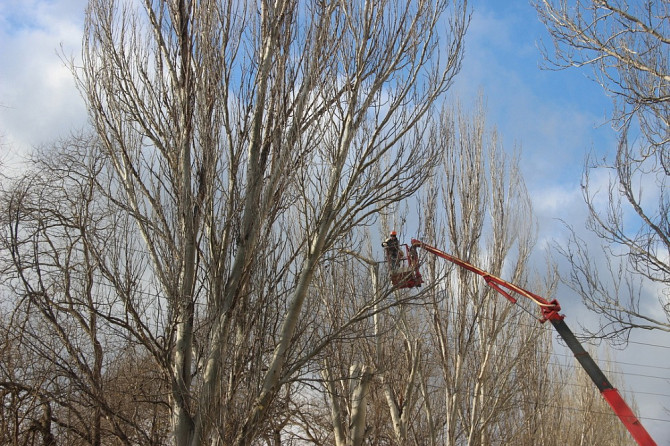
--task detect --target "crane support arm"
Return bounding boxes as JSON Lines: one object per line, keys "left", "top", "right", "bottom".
{"left": 410, "top": 239, "right": 656, "bottom": 446}
{"left": 550, "top": 319, "right": 656, "bottom": 446}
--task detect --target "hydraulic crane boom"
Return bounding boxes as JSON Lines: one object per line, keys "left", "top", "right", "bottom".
{"left": 411, "top": 239, "right": 657, "bottom": 446}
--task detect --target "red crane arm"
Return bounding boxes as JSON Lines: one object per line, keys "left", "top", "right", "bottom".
{"left": 411, "top": 239, "right": 563, "bottom": 322}
{"left": 411, "top": 239, "right": 657, "bottom": 446}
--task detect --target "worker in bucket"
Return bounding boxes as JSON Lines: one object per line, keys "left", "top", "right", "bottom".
{"left": 382, "top": 231, "right": 402, "bottom": 270}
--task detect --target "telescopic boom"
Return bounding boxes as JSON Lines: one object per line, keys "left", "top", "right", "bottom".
{"left": 411, "top": 239, "right": 657, "bottom": 446}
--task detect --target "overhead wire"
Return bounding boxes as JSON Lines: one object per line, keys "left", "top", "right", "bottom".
{"left": 4, "top": 247, "right": 669, "bottom": 422}
{"left": 6, "top": 266, "right": 670, "bottom": 380}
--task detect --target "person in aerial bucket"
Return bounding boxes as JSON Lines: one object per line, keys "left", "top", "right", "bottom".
{"left": 382, "top": 231, "right": 401, "bottom": 270}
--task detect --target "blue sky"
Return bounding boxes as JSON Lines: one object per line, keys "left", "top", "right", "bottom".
{"left": 1, "top": 0, "right": 668, "bottom": 440}
{"left": 453, "top": 1, "right": 670, "bottom": 440}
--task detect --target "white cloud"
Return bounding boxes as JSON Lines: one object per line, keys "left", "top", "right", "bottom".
{"left": 0, "top": 0, "right": 88, "bottom": 169}
{"left": 532, "top": 183, "right": 583, "bottom": 215}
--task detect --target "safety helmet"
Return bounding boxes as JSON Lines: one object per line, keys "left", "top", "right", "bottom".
{"left": 390, "top": 231, "right": 397, "bottom": 236}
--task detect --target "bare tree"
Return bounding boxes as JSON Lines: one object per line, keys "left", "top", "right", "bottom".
{"left": 0, "top": 315, "right": 57, "bottom": 446}
{"left": 320, "top": 357, "right": 374, "bottom": 446}
{"left": 299, "top": 101, "right": 583, "bottom": 446}
{"left": 377, "top": 306, "right": 432, "bottom": 445}
{"left": 417, "top": 102, "right": 564, "bottom": 445}
{"left": 535, "top": 0, "right": 669, "bottom": 339}
{"left": 66, "top": 0, "right": 470, "bottom": 444}
{"left": 0, "top": 136, "right": 170, "bottom": 445}
{"left": 302, "top": 101, "right": 619, "bottom": 446}
{"left": 552, "top": 350, "right": 635, "bottom": 446}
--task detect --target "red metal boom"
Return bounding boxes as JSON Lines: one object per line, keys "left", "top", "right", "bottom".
{"left": 411, "top": 239, "right": 657, "bottom": 446}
